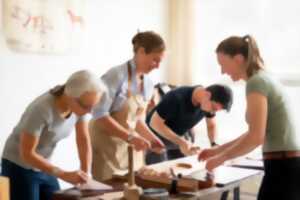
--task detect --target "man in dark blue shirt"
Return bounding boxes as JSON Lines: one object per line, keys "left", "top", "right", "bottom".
{"left": 146, "top": 84, "right": 233, "bottom": 158}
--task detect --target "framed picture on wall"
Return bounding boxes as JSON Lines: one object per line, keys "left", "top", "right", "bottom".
{"left": 2, "top": 0, "right": 86, "bottom": 54}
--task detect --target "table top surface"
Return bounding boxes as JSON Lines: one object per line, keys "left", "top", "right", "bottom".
{"left": 53, "top": 155, "right": 264, "bottom": 200}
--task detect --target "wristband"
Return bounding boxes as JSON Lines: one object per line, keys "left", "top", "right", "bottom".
{"left": 210, "top": 141, "right": 218, "bottom": 147}
{"left": 126, "top": 134, "right": 135, "bottom": 143}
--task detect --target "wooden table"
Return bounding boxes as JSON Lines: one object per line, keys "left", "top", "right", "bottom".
{"left": 53, "top": 156, "right": 263, "bottom": 200}
{"left": 220, "top": 157, "right": 264, "bottom": 200}
{"left": 53, "top": 167, "right": 262, "bottom": 200}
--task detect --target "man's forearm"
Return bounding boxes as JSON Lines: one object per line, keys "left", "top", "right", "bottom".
{"left": 208, "top": 129, "right": 217, "bottom": 145}
{"left": 151, "top": 120, "right": 184, "bottom": 146}
{"left": 150, "top": 112, "right": 187, "bottom": 146}
{"left": 206, "top": 119, "right": 217, "bottom": 145}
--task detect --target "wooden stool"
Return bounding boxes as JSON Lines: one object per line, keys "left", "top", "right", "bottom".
{"left": 0, "top": 176, "right": 10, "bottom": 200}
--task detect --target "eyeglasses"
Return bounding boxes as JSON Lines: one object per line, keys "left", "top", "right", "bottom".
{"left": 74, "top": 98, "right": 93, "bottom": 112}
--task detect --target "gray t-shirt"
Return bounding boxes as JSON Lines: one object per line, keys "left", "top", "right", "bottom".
{"left": 246, "top": 70, "right": 299, "bottom": 152}
{"left": 2, "top": 92, "right": 90, "bottom": 169}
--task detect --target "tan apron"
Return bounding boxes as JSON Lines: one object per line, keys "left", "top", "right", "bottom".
{"left": 90, "top": 62, "right": 147, "bottom": 181}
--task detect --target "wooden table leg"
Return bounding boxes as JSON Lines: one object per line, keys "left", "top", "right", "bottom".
{"left": 220, "top": 190, "right": 229, "bottom": 200}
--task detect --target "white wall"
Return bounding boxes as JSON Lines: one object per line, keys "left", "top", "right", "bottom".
{"left": 0, "top": 0, "right": 169, "bottom": 188}
{"left": 191, "top": 0, "right": 300, "bottom": 155}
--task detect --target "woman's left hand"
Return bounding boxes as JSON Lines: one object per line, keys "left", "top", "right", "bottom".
{"left": 205, "top": 154, "right": 226, "bottom": 171}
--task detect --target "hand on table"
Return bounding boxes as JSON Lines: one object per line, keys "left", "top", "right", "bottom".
{"left": 205, "top": 154, "right": 226, "bottom": 171}
{"left": 198, "top": 145, "right": 222, "bottom": 161}
{"left": 150, "top": 138, "right": 165, "bottom": 154}
{"left": 60, "top": 170, "right": 88, "bottom": 185}
{"left": 179, "top": 140, "right": 201, "bottom": 156}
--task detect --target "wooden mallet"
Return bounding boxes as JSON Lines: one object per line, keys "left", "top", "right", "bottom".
{"left": 123, "top": 145, "right": 143, "bottom": 200}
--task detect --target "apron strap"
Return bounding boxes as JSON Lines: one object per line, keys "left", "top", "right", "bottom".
{"left": 127, "top": 61, "right": 144, "bottom": 98}
{"left": 127, "top": 61, "right": 132, "bottom": 97}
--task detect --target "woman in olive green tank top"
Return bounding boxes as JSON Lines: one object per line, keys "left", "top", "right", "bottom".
{"left": 198, "top": 35, "right": 300, "bottom": 200}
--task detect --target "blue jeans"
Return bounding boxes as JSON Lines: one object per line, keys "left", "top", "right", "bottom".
{"left": 1, "top": 159, "right": 60, "bottom": 200}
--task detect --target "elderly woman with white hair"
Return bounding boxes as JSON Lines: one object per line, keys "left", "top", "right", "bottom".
{"left": 1, "top": 70, "right": 106, "bottom": 200}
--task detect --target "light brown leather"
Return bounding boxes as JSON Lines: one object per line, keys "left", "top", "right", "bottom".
{"left": 263, "top": 151, "right": 300, "bottom": 160}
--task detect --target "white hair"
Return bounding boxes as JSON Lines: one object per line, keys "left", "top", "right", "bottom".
{"left": 64, "top": 70, "right": 107, "bottom": 98}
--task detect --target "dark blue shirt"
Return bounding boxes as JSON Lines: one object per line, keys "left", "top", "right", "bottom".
{"left": 146, "top": 86, "right": 214, "bottom": 136}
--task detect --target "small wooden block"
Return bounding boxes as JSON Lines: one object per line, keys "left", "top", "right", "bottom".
{"left": 123, "top": 183, "right": 143, "bottom": 200}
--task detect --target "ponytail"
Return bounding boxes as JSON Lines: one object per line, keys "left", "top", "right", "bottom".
{"left": 243, "top": 35, "right": 264, "bottom": 77}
